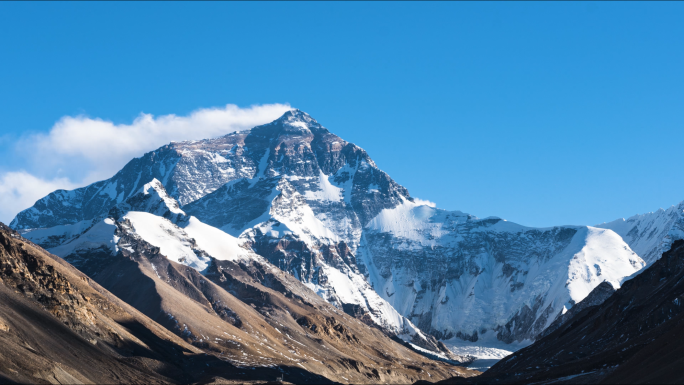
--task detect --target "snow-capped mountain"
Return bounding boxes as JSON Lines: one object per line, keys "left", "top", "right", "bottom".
{"left": 597, "top": 200, "right": 684, "bottom": 266}
{"left": 1, "top": 213, "right": 471, "bottom": 384}
{"left": 475, "top": 239, "right": 684, "bottom": 384}
{"left": 12, "top": 109, "right": 644, "bottom": 346}
{"left": 360, "top": 201, "right": 643, "bottom": 343}
{"left": 27, "top": 178, "right": 448, "bottom": 357}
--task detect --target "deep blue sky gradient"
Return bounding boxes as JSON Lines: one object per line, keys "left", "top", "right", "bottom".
{"left": 1, "top": 2, "right": 683, "bottom": 227}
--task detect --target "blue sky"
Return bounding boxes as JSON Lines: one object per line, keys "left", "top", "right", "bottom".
{"left": 1, "top": 2, "right": 683, "bottom": 227}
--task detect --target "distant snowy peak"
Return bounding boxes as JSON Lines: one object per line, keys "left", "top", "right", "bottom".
{"left": 597, "top": 200, "right": 684, "bottom": 265}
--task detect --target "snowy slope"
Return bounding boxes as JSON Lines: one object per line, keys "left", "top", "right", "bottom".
{"left": 360, "top": 198, "right": 644, "bottom": 343}
{"left": 597, "top": 200, "right": 684, "bottom": 266}
{"left": 14, "top": 109, "right": 644, "bottom": 349}
{"left": 123, "top": 211, "right": 212, "bottom": 271}
{"left": 43, "top": 181, "right": 256, "bottom": 271}
{"left": 183, "top": 216, "right": 252, "bottom": 262}
{"left": 27, "top": 174, "right": 436, "bottom": 351}
{"left": 23, "top": 179, "right": 183, "bottom": 250}
{"left": 17, "top": 218, "right": 101, "bottom": 249}
{"left": 49, "top": 218, "right": 119, "bottom": 257}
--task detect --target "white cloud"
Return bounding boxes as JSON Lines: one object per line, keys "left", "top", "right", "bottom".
{"left": 0, "top": 171, "right": 78, "bottom": 224}
{"left": 24, "top": 103, "right": 292, "bottom": 182}
{"left": 2, "top": 103, "right": 292, "bottom": 224}
{"left": 413, "top": 198, "right": 437, "bottom": 207}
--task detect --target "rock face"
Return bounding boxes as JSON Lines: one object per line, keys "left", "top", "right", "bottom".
{"left": 13, "top": 109, "right": 644, "bottom": 347}
{"left": 598, "top": 200, "right": 684, "bottom": 266}
{"left": 445, "top": 239, "right": 684, "bottom": 384}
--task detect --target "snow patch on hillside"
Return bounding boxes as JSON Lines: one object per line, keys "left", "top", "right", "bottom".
{"left": 182, "top": 216, "right": 251, "bottom": 261}
{"left": 124, "top": 212, "right": 210, "bottom": 271}
{"left": 270, "top": 182, "right": 339, "bottom": 245}
{"left": 365, "top": 197, "right": 447, "bottom": 246}
{"left": 304, "top": 171, "right": 343, "bottom": 202}
{"left": 566, "top": 227, "right": 644, "bottom": 303}
{"left": 124, "top": 179, "right": 186, "bottom": 217}
{"left": 249, "top": 149, "right": 270, "bottom": 187}
{"left": 332, "top": 163, "right": 357, "bottom": 204}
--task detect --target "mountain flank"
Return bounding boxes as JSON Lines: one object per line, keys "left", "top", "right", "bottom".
{"left": 433, "top": 239, "right": 684, "bottom": 384}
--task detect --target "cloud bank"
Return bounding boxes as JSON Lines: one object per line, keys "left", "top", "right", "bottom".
{"left": 0, "top": 103, "right": 292, "bottom": 224}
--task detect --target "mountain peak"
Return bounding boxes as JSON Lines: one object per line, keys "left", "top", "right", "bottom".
{"left": 270, "top": 109, "right": 324, "bottom": 134}
{"left": 278, "top": 108, "right": 313, "bottom": 122}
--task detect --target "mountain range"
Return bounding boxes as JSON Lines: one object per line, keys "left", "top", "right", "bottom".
{"left": 7, "top": 109, "right": 684, "bottom": 382}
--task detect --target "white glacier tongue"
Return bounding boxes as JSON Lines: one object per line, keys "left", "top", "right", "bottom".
{"left": 443, "top": 334, "right": 531, "bottom": 371}
{"left": 11, "top": 109, "right": 647, "bottom": 352}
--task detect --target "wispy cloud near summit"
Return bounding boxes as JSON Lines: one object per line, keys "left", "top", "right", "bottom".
{"left": 0, "top": 103, "right": 292, "bottom": 224}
